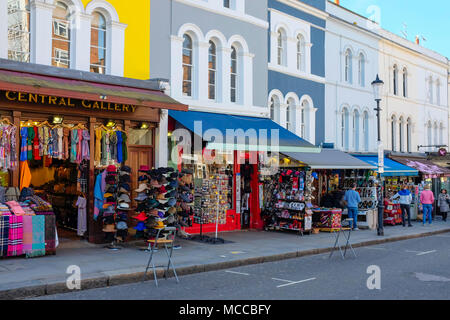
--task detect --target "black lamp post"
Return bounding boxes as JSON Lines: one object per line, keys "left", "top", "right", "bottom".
{"left": 372, "top": 74, "right": 385, "bottom": 236}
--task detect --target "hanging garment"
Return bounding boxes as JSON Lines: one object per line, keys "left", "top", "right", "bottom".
{"left": 7, "top": 215, "right": 23, "bottom": 257}
{"left": 0, "top": 215, "right": 10, "bottom": 257}
{"left": 20, "top": 127, "right": 28, "bottom": 162}
{"left": 76, "top": 129, "right": 83, "bottom": 164}
{"left": 93, "top": 173, "right": 104, "bottom": 221}
{"left": 76, "top": 196, "right": 87, "bottom": 236}
{"left": 81, "top": 130, "right": 90, "bottom": 161}
{"left": 95, "top": 128, "right": 102, "bottom": 163}
{"left": 105, "top": 132, "right": 111, "bottom": 164}
{"left": 51, "top": 128, "right": 59, "bottom": 159}
{"left": 9, "top": 126, "right": 17, "bottom": 170}
{"left": 78, "top": 160, "right": 88, "bottom": 194}
{"left": 116, "top": 131, "right": 123, "bottom": 163}
{"left": 0, "top": 127, "right": 6, "bottom": 169}
{"left": 122, "top": 132, "right": 128, "bottom": 162}
{"left": 63, "top": 127, "right": 70, "bottom": 160}
{"left": 2, "top": 127, "right": 10, "bottom": 169}
{"left": 57, "top": 127, "right": 63, "bottom": 160}
{"left": 38, "top": 126, "right": 44, "bottom": 157}
{"left": 109, "top": 131, "right": 117, "bottom": 162}
{"left": 19, "top": 161, "right": 32, "bottom": 190}
{"left": 47, "top": 128, "right": 54, "bottom": 158}
{"left": 70, "top": 129, "right": 78, "bottom": 163}
{"left": 43, "top": 126, "right": 49, "bottom": 156}
{"left": 101, "top": 130, "right": 107, "bottom": 165}
{"left": 33, "top": 126, "right": 41, "bottom": 160}
{"left": 27, "top": 126, "right": 34, "bottom": 160}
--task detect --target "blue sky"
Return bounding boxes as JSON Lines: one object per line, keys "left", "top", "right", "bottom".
{"left": 339, "top": 0, "right": 450, "bottom": 58}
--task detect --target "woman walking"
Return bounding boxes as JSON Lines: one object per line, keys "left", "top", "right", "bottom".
{"left": 438, "top": 189, "right": 449, "bottom": 222}
{"left": 420, "top": 185, "right": 435, "bottom": 225}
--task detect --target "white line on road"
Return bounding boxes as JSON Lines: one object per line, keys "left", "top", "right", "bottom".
{"left": 276, "top": 277, "right": 316, "bottom": 288}
{"left": 225, "top": 270, "right": 250, "bottom": 276}
{"left": 364, "top": 247, "right": 388, "bottom": 250}
{"left": 416, "top": 250, "right": 437, "bottom": 256}
{"left": 271, "top": 277, "right": 294, "bottom": 283}
{"left": 406, "top": 250, "right": 422, "bottom": 254}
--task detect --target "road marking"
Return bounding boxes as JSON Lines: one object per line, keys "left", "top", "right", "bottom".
{"left": 225, "top": 270, "right": 250, "bottom": 276}
{"left": 406, "top": 250, "right": 422, "bottom": 254}
{"left": 416, "top": 250, "right": 437, "bottom": 256}
{"left": 364, "top": 247, "right": 388, "bottom": 250}
{"left": 219, "top": 255, "right": 227, "bottom": 258}
{"left": 230, "top": 251, "right": 245, "bottom": 254}
{"left": 276, "top": 277, "right": 316, "bottom": 288}
{"left": 271, "top": 277, "right": 294, "bottom": 283}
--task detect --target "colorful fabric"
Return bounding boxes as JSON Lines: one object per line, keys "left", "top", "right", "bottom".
{"left": 22, "top": 215, "right": 33, "bottom": 255}
{"left": 122, "top": 132, "right": 128, "bottom": 162}
{"left": 63, "top": 127, "right": 70, "bottom": 160}
{"left": 57, "top": 128, "right": 63, "bottom": 160}
{"left": 27, "top": 126, "right": 34, "bottom": 160}
{"left": 43, "top": 127, "right": 49, "bottom": 156}
{"left": 20, "top": 127, "right": 28, "bottom": 161}
{"left": 101, "top": 130, "right": 107, "bottom": 165}
{"left": 0, "top": 215, "right": 10, "bottom": 257}
{"left": 19, "top": 160, "right": 32, "bottom": 190}
{"left": 81, "top": 130, "right": 90, "bottom": 161}
{"left": 109, "top": 131, "right": 117, "bottom": 162}
{"left": 116, "top": 131, "right": 123, "bottom": 163}
{"left": 33, "top": 126, "right": 41, "bottom": 160}
{"left": 27, "top": 215, "right": 45, "bottom": 258}
{"left": 70, "top": 129, "right": 78, "bottom": 163}
{"left": 47, "top": 128, "right": 54, "bottom": 157}
{"left": 76, "top": 129, "right": 83, "bottom": 164}
{"left": 95, "top": 128, "right": 102, "bottom": 163}
{"left": 44, "top": 214, "right": 56, "bottom": 255}
{"left": 7, "top": 215, "right": 23, "bottom": 257}
{"left": 38, "top": 126, "right": 44, "bottom": 157}
{"left": 8, "top": 126, "right": 17, "bottom": 169}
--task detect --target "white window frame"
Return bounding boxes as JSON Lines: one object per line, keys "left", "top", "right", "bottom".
{"left": 53, "top": 19, "right": 69, "bottom": 39}
{"left": 53, "top": 47, "right": 69, "bottom": 66}
{"left": 230, "top": 46, "right": 238, "bottom": 103}
{"left": 358, "top": 53, "right": 365, "bottom": 87}
{"left": 344, "top": 50, "right": 352, "bottom": 84}
{"left": 182, "top": 34, "right": 193, "bottom": 97}
{"left": 208, "top": 40, "right": 217, "bottom": 101}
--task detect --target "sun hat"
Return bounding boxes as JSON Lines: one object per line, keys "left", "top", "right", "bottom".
{"left": 134, "top": 221, "right": 146, "bottom": 231}
{"left": 135, "top": 183, "right": 149, "bottom": 193}
{"left": 119, "top": 165, "right": 131, "bottom": 173}
{"left": 107, "top": 165, "right": 117, "bottom": 173}
{"left": 118, "top": 194, "right": 131, "bottom": 203}
{"left": 117, "top": 202, "right": 130, "bottom": 210}
{"left": 138, "top": 175, "right": 149, "bottom": 182}
{"left": 102, "top": 224, "right": 116, "bottom": 233}
{"left": 116, "top": 221, "right": 128, "bottom": 230}
{"left": 167, "top": 197, "right": 177, "bottom": 207}
{"left": 139, "top": 165, "right": 150, "bottom": 172}
{"left": 150, "top": 179, "right": 162, "bottom": 188}
{"left": 167, "top": 207, "right": 177, "bottom": 215}
{"left": 134, "top": 193, "right": 148, "bottom": 202}
{"left": 133, "top": 212, "right": 148, "bottom": 221}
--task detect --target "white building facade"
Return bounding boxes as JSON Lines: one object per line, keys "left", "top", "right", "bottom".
{"left": 326, "top": 1, "right": 449, "bottom": 155}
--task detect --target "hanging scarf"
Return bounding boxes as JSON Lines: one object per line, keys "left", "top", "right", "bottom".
{"left": 38, "top": 126, "right": 44, "bottom": 157}
{"left": 116, "top": 131, "right": 123, "bottom": 163}
{"left": 81, "top": 130, "right": 90, "bottom": 161}
{"left": 9, "top": 126, "right": 17, "bottom": 170}
{"left": 101, "top": 130, "right": 107, "bottom": 165}
{"left": 122, "top": 132, "right": 128, "bottom": 162}
{"left": 27, "top": 126, "right": 34, "bottom": 160}
{"left": 63, "top": 127, "right": 70, "bottom": 160}
{"left": 95, "top": 128, "right": 102, "bottom": 163}
{"left": 76, "top": 129, "right": 83, "bottom": 164}
{"left": 20, "top": 127, "right": 28, "bottom": 162}
{"left": 33, "top": 126, "right": 41, "bottom": 161}
{"left": 43, "top": 127, "right": 49, "bottom": 156}
{"left": 51, "top": 128, "right": 58, "bottom": 158}
{"left": 70, "top": 129, "right": 78, "bottom": 163}
{"left": 0, "top": 128, "right": 5, "bottom": 169}
{"left": 47, "top": 129, "right": 54, "bottom": 158}
{"left": 57, "top": 128, "right": 63, "bottom": 160}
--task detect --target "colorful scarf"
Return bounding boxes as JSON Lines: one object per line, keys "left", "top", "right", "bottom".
{"left": 95, "top": 128, "right": 102, "bottom": 163}
{"left": 33, "top": 126, "right": 41, "bottom": 160}
{"left": 27, "top": 215, "right": 45, "bottom": 258}
{"left": 63, "top": 127, "right": 70, "bottom": 160}
{"left": 122, "top": 132, "right": 128, "bottom": 162}
{"left": 81, "top": 130, "right": 90, "bottom": 161}
{"left": 7, "top": 215, "right": 23, "bottom": 257}
{"left": 22, "top": 215, "right": 33, "bottom": 255}
{"left": 27, "top": 126, "right": 34, "bottom": 160}
{"left": 116, "top": 131, "right": 123, "bottom": 163}
{"left": 76, "top": 129, "right": 83, "bottom": 164}
{"left": 70, "top": 129, "right": 78, "bottom": 163}
{"left": 44, "top": 214, "right": 56, "bottom": 255}
{"left": 0, "top": 215, "right": 10, "bottom": 257}
{"left": 20, "top": 127, "right": 28, "bottom": 162}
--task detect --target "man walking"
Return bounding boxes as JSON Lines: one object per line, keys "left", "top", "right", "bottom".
{"left": 344, "top": 183, "right": 361, "bottom": 230}
{"left": 392, "top": 185, "right": 413, "bottom": 227}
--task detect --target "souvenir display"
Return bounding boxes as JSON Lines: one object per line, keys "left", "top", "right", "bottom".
{"left": 0, "top": 119, "right": 18, "bottom": 170}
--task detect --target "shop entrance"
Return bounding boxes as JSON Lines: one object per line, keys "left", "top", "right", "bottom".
{"left": 128, "top": 145, "right": 153, "bottom": 202}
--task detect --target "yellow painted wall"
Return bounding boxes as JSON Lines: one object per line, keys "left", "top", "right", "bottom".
{"left": 81, "top": 0, "right": 150, "bottom": 80}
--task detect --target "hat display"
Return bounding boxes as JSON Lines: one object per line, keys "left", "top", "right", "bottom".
{"left": 167, "top": 197, "right": 177, "bottom": 207}
{"left": 102, "top": 224, "right": 117, "bottom": 233}
{"left": 138, "top": 175, "right": 149, "bottom": 182}
{"left": 116, "top": 221, "right": 128, "bottom": 230}
{"left": 118, "top": 194, "right": 131, "bottom": 203}
{"left": 133, "top": 212, "right": 148, "bottom": 221}
{"left": 107, "top": 165, "right": 117, "bottom": 173}
{"left": 134, "top": 221, "right": 146, "bottom": 231}
{"left": 150, "top": 179, "right": 161, "bottom": 188}
{"left": 119, "top": 175, "right": 131, "bottom": 183}
{"left": 135, "top": 183, "right": 149, "bottom": 193}
{"left": 105, "top": 175, "right": 116, "bottom": 184}
{"left": 119, "top": 187, "right": 130, "bottom": 194}
{"left": 117, "top": 202, "right": 130, "bottom": 210}
{"left": 139, "top": 165, "right": 150, "bottom": 172}
{"left": 120, "top": 165, "right": 131, "bottom": 173}
{"left": 119, "top": 183, "right": 131, "bottom": 191}
{"left": 135, "top": 192, "right": 148, "bottom": 202}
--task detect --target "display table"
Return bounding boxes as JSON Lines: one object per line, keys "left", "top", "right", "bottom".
{"left": 312, "top": 208, "right": 343, "bottom": 231}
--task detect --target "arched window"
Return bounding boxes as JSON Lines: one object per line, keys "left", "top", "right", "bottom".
{"left": 399, "top": 117, "right": 404, "bottom": 152}
{"left": 341, "top": 107, "right": 349, "bottom": 150}
{"left": 353, "top": 109, "right": 359, "bottom": 151}
{"left": 286, "top": 98, "right": 296, "bottom": 132}
{"left": 393, "top": 65, "right": 398, "bottom": 95}
{"left": 208, "top": 41, "right": 217, "bottom": 100}
{"left": 391, "top": 115, "right": 397, "bottom": 151}
{"left": 358, "top": 53, "right": 365, "bottom": 87}
{"left": 402, "top": 68, "right": 408, "bottom": 98}
{"left": 52, "top": 1, "right": 71, "bottom": 68}
{"left": 230, "top": 46, "right": 238, "bottom": 103}
{"left": 407, "top": 118, "right": 412, "bottom": 153}
{"left": 363, "top": 111, "right": 369, "bottom": 151}
{"left": 90, "top": 12, "right": 107, "bottom": 74}
{"left": 436, "top": 79, "right": 441, "bottom": 106}
{"left": 7, "top": 0, "right": 31, "bottom": 62}
{"left": 434, "top": 122, "right": 439, "bottom": 146}
{"left": 182, "top": 34, "right": 193, "bottom": 97}
{"left": 269, "top": 95, "right": 281, "bottom": 124}
{"left": 427, "top": 121, "right": 432, "bottom": 147}
{"left": 300, "top": 106, "right": 306, "bottom": 138}
{"left": 297, "top": 34, "right": 305, "bottom": 71}
{"left": 428, "top": 77, "right": 433, "bottom": 104}
{"left": 277, "top": 29, "right": 286, "bottom": 66}
{"left": 344, "top": 49, "right": 352, "bottom": 83}
{"left": 286, "top": 104, "right": 291, "bottom": 130}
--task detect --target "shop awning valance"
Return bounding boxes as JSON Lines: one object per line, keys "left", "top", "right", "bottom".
{"left": 0, "top": 69, "right": 188, "bottom": 111}
{"left": 353, "top": 155, "right": 419, "bottom": 177}
{"left": 390, "top": 156, "right": 450, "bottom": 178}
{"left": 169, "top": 110, "right": 320, "bottom": 153}
{"left": 283, "top": 149, "right": 376, "bottom": 169}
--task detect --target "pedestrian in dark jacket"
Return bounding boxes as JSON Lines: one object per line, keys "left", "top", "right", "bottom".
{"left": 438, "top": 189, "right": 449, "bottom": 222}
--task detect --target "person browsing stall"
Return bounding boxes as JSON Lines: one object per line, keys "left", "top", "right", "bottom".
{"left": 420, "top": 185, "right": 435, "bottom": 226}
{"left": 392, "top": 185, "right": 413, "bottom": 227}
{"left": 344, "top": 183, "right": 361, "bottom": 231}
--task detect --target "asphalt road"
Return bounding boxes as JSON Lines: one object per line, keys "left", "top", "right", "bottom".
{"left": 34, "top": 233, "right": 450, "bottom": 300}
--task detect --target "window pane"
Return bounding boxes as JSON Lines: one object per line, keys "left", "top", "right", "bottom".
{"left": 128, "top": 129, "right": 153, "bottom": 146}
{"left": 8, "top": 0, "right": 31, "bottom": 62}
{"left": 52, "top": 1, "right": 71, "bottom": 68}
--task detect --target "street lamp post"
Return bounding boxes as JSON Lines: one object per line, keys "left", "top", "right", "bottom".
{"left": 372, "top": 74, "right": 385, "bottom": 236}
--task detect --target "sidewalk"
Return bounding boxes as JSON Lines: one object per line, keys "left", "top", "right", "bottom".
{"left": 1, "top": 220, "right": 449, "bottom": 299}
